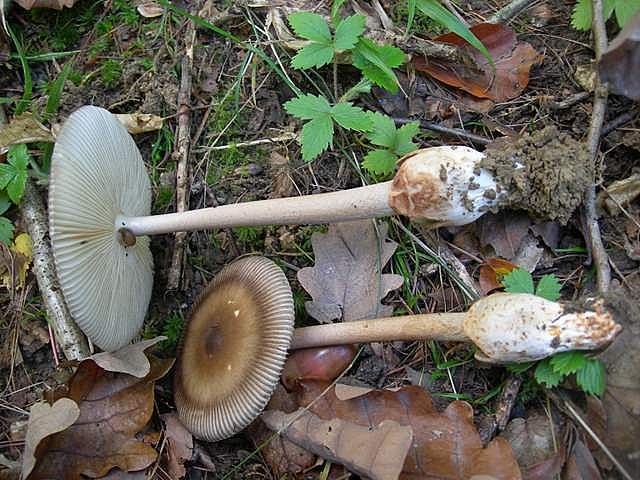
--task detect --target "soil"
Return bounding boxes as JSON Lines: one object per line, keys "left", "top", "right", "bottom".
{"left": 1, "top": 0, "right": 639, "bottom": 478}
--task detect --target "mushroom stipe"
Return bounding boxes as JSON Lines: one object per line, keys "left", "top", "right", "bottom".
{"left": 176, "top": 256, "right": 620, "bottom": 442}
{"left": 50, "top": 105, "right": 592, "bottom": 350}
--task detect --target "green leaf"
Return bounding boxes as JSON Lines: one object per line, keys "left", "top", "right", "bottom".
{"left": 291, "top": 42, "right": 335, "bottom": 69}
{"left": 301, "top": 116, "right": 333, "bottom": 161}
{"left": 8, "top": 144, "right": 29, "bottom": 171}
{"left": 288, "top": 12, "right": 332, "bottom": 44}
{"left": 363, "top": 149, "right": 398, "bottom": 176}
{"left": 571, "top": 0, "right": 616, "bottom": 30}
{"left": 7, "top": 170, "right": 27, "bottom": 204}
{"left": 352, "top": 38, "right": 404, "bottom": 93}
{"left": 406, "top": 0, "right": 417, "bottom": 33}
{"left": 394, "top": 122, "right": 420, "bottom": 156}
{"left": 330, "top": 102, "right": 372, "bottom": 131}
{"left": 334, "top": 15, "right": 365, "bottom": 51}
{"left": 576, "top": 359, "right": 606, "bottom": 396}
{"left": 0, "top": 165, "right": 13, "bottom": 190}
{"left": 0, "top": 217, "right": 14, "bottom": 245}
{"left": 535, "top": 359, "right": 565, "bottom": 388}
{"left": 415, "top": 0, "right": 493, "bottom": 65}
{"left": 0, "top": 192, "right": 10, "bottom": 216}
{"left": 284, "top": 94, "right": 331, "bottom": 120}
{"left": 502, "top": 268, "right": 534, "bottom": 295}
{"left": 550, "top": 351, "right": 587, "bottom": 375}
{"left": 535, "top": 274, "right": 562, "bottom": 301}
{"left": 366, "top": 112, "right": 397, "bottom": 148}
{"left": 339, "top": 78, "right": 372, "bottom": 102}
{"left": 331, "top": 0, "right": 348, "bottom": 24}
{"left": 615, "top": 1, "right": 640, "bottom": 28}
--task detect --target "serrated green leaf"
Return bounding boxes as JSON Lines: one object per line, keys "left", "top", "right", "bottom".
{"left": 571, "top": 0, "right": 616, "bottom": 30}
{"left": 394, "top": 122, "right": 420, "bottom": 156}
{"left": 0, "top": 192, "right": 10, "bottom": 216}
{"left": 352, "top": 38, "right": 403, "bottom": 93}
{"left": 365, "top": 111, "right": 397, "bottom": 148}
{"left": 288, "top": 12, "right": 332, "bottom": 44}
{"left": 0, "top": 165, "right": 14, "bottom": 190}
{"left": 576, "top": 359, "right": 606, "bottom": 396}
{"left": 8, "top": 144, "right": 30, "bottom": 170}
{"left": 339, "top": 78, "right": 372, "bottom": 102}
{"left": 334, "top": 14, "right": 365, "bottom": 51}
{"left": 535, "top": 359, "right": 565, "bottom": 388}
{"left": 284, "top": 94, "right": 331, "bottom": 120}
{"left": 0, "top": 217, "right": 14, "bottom": 245}
{"left": 362, "top": 149, "right": 398, "bottom": 176}
{"left": 7, "top": 170, "right": 27, "bottom": 204}
{"left": 615, "top": 1, "right": 640, "bottom": 28}
{"left": 291, "top": 43, "right": 335, "bottom": 69}
{"left": 550, "top": 351, "right": 587, "bottom": 375}
{"left": 502, "top": 268, "right": 534, "bottom": 295}
{"left": 535, "top": 274, "right": 562, "bottom": 301}
{"left": 301, "top": 115, "right": 333, "bottom": 161}
{"left": 330, "top": 102, "right": 372, "bottom": 131}
{"left": 416, "top": 0, "right": 493, "bottom": 65}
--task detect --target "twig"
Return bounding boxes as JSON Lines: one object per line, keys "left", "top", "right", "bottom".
{"left": 167, "top": 23, "right": 196, "bottom": 291}
{"left": 393, "top": 117, "right": 492, "bottom": 146}
{"left": 194, "top": 132, "right": 296, "bottom": 152}
{"left": 583, "top": 0, "right": 611, "bottom": 292}
{"left": 601, "top": 108, "right": 638, "bottom": 136}
{"left": 489, "top": 0, "right": 535, "bottom": 23}
{"left": 20, "top": 180, "right": 90, "bottom": 361}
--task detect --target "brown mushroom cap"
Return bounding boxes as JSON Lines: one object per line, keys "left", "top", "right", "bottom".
{"left": 174, "top": 256, "right": 294, "bottom": 441}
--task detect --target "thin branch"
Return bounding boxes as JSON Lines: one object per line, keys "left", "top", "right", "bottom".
{"left": 584, "top": 0, "right": 611, "bottom": 292}
{"left": 167, "top": 23, "right": 196, "bottom": 290}
{"left": 489, "top": 0, "right": 535, "bottom": 23}
{"left": 21, "top": 180, "right": 90, "bottom": 361}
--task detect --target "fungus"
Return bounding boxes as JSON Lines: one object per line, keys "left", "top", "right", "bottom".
{"left": 174, "top": 256, "right": 294, "bottom": 442}
{"left": 49, "top": 106, "right": 590, "bottom": 349}
{"left": 176, "top": 257, "right": 620, "bottom": 441}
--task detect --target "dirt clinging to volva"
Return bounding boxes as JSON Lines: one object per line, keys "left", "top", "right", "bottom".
{"left": 480, "top": 127, "right": 592, "bottom": 224}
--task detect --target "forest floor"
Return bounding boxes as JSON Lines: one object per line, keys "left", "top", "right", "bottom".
{"left": 0, "top": 0, "right": 639, "bottom": 479}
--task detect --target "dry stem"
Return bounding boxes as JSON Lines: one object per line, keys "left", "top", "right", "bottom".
{"left": 167, "top": 23, "right": 196, "bottom": 290}
{"left": 21, "top": 180, "right": 90, "bottom": 361}
{"left": 584, "top": 0, "right": 611, "bottom": 292}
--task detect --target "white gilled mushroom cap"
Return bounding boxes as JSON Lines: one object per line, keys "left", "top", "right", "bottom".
{"left": 49, "top": 106, "right": 153, "bottom": 351}
{"left": 389, "top": 146, "right": 504, "bottom": 227}
{"left": 174, "top": 256, "right": 295, "bottom": 442}
{"left": 464, "top": 293, "right": 622, "bottom": 363}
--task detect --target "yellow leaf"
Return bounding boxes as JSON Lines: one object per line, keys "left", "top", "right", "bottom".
{"left": 1, "top": 232, "right": 33, "bottom": 289}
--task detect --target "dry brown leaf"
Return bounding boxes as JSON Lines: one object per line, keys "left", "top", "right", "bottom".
{"left": 24, "top": 356, "right": 173, "bottom": 479}
{"left": 413, "top": 23, "right": 539, "bottom": 102}
{"left": 502, "top": 411, "right": 566, "bottom": 479}
{"left": 160, "top": 413, "right": 193, "bottom": 480}
{"left": 13, "top": 0, "right": 75, "bottom": 9}
{"left": 596, "top": 288, "right": 640, "bottom": 476}
{"left": 89, "top": 336, "right": 166, "bottom": 378}
{"left": 478, "top": 258, "right": 517, "bottom": 295}
{"left": 287, "top": 382, "right": 522, "bottom": 479}
{"left": 597, "top": 173, "right": 640, "bottom": 215}
{"left": 262, "top": 408, "right": 413, "bottom": 480}
{"left": 247, "top": 384, "right": 317, "bottom": 478}
{"left": 297, "top": 220, "right": 403, "bottom": 323}
{"left": 114, "top": 113, "right": 163, "bottom": 134}
{"left": 562, "top": 440, "right": 601, "bottom": 480}
{"left": 21, "top": 398, "right": 80, "bottom": 480}
{"left": 0, "top": 113, "right": 53, "bottom": 149}
{"left": 136, "top": 2, "right": 164, "bottom": 18}
{"left": 477, "top": 211, "right": 532, "bottom": 260}
{"left": 599, "top": 11, "right": 640, "bottom": 100}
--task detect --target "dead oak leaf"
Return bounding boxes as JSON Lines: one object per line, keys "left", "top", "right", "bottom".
{"left": 413, "top": 23, "right": 539, "bottom": 102}
{"left": 262, "top": 409, "right": 413, "bottom": 480}
{"left": 297, "top": 220, "right": 403, "bottom": 323}
{"left": 13, "top": 0, "right": 75, "bottom": 10}
{"left": 160, "top": 413, "right": 193, "bottom": 480}
{"left": 24, "top": 355, "right": 173, "bottom": 480}
{"left": 293, "top": 382, "right": 522, "bottom": 480}
{"left": 90, "top": 336, "right": 167, "bottom": 378}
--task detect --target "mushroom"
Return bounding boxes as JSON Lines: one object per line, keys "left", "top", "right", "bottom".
{"left": 174, "top": 256, "right": 294, "bottom": 442}
{"left": 50, "top": 106, "right": 590, "bottom": 349}
{"left": 176, "top": 256, "right": 621, "bottom": 441}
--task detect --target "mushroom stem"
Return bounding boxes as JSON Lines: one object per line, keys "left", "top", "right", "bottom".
{"left": 291, "top": 313, "right": 467, "bottom": 349}
{"left": 120, "top": 182, "right": 394, "bottom": 236}
{"left": 289, "top": 293, "right": 622, "bottom": 363}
